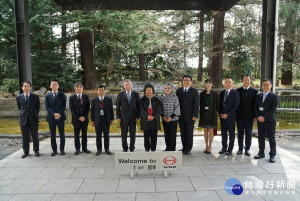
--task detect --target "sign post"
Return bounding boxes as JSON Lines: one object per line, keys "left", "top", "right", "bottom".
{"left": 115, "top": 151, "right": 182, "bottom": 178}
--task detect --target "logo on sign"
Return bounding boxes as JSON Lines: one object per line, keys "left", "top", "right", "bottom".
{"left": 163, "top": 156, "right": 177, "bottom": 165}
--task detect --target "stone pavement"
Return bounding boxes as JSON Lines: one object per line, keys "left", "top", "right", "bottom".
{"left": 0, "top": 136, "right": 300, "bottom": 201}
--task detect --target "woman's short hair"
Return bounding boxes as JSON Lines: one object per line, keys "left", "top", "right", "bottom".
{"left": 143, "top": 83, "right": 155, "bottom": 94}
{"left": 204, "top": 79, "right": 213, "bottom": 84}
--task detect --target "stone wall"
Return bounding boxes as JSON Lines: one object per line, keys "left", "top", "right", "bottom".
{"left": 0, "top": 98, "right": 47, "bottom": 117}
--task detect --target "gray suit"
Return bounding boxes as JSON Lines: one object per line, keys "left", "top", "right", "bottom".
{"left": 116, "top": 90, "right": 140, "bottom": 151}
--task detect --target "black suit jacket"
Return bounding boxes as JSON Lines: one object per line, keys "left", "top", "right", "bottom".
{"left": 45, "top": 92, "right": 66, "bottom": 122}
{"left": 116, "top": 90, "right": 140, "bottom": 124}
{"left": 91, "top": 96, "right": 114, "bottom": 126}
{"left": 254, "top": 91, "right": 278, "bottom": 122}
{"left": 219, "top": 88, "right": 240, "bottom": 119}
{"left": 236, "top": 87, "right": 258, "bottom": 120}
{"left": 16, "top": 93, "right": 40, "bottom": 126}
{"left": 69, "top": 93, "right": 90, "bottom": 124}
{"left": 176, "top": 87, "right": 199, "bottom": 122}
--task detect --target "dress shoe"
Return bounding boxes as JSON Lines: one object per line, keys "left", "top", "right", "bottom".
{"left": 269, "top": 156, "right": 276, "bottom": 163}
{"left": 35, "top": 151, "right": 40, "bottom": 157}
{"left": 184, "top": 151, "right": 191, "bottom": 155}
{"left": 204, "top": 149, "right": 207, "bottom": 153}
{"left": 130, "top": 149, "right": 134, "bottom": 152}
{"left": 254, "top": 154, "right": 265, "bottom": 159}
{"left": 83, "top": 149, "right": 91, "bottom": 153}
{"left": 145, "top": 150, "right": 150, "bottom": 152}
{"left": 236, "top": 150, "right": 243, "bottom": 155}
{"left": 245, "top": 150, "right": 251, "bottom": 156}
{"left": 51, "top": 152, "right": 57, "bottom": 156}
{"left": 122, "top": 149, "right": 128, "bottom": 152}
{"left": 105, "top": 150, "right": 112, "bottom": 155}
{"left": 206, "top": 151, "right": 211, "bottom": 154}
{"left": 96, "top": 150, "right": 102, "bottom": 156}
{"left": 219, "top": 149, "right": 226, "bottom": 154}
{"left": 226, "top": 151, "right": 232, "bottom": 155}
{"left": 61, "top": 151, "right": 65, "bottom": 156}
{"left": 75, "top": 150, "right": 80, "bottom": 155}
{"left": 21, "top": 153, "right": 29, "bottom": 158}
{"left": 179, "top": 148, "right": 185, "bottom": 152}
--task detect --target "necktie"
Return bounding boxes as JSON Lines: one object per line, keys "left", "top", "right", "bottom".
{"left": 25, "top": 95, "right": 29, "bottom": 106}
{"left": 224, "top": 90, "right": 228, "bottom": 104}
{"left": 184, "top": 88, "right": 187, "bottom": 94}
{"left": 263, "top": 93, "right": 266, "bottom": 103}
{"left": 127, "top": 93, "right": 131, "bottom": 103}
{"left": 54, "top": 93, "right": 57, "bottom": 104}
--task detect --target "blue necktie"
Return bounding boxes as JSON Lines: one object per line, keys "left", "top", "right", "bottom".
{"left": 25, "top": 95, "right": 29, "bottom": 106}
{"left": 263, "top": 93, "right": 267, "bottom": 103}
{"left": 127, "top": 93, "right": 131, "bottom": 103}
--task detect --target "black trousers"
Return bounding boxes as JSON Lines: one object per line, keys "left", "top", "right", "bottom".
{"left": 95, "top": 118, "right": 110, "bottom": 151}
{"left": 179, "top": 119, "right": 194, "bottom": 152}
{"left": 48, "top": 119, "right": 65, "bottom": 152}
{"left": 73, "top": 120, "right": 88, "bottom": 151}
{"left": 120, "top": 121, "right": 136, "bottom": 151}
{"left": 163, "top": 120, "right": 178, "bottom": 151}
{"left": 220, "top": 118, "right": 236, "bottom": 152}
{"left": 257, "top": 121, "right": 276, "bottom": 156}
{"left": 237, "top": 118, "right": 253, "bottom": 151}
{"left": 144, "top": 129, "right": 158, "bottom": 151}
{"left": 20, "top": 119, "right": 39, "bottom": 154}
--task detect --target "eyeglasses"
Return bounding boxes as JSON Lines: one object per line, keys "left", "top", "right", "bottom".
{"left": 183, "top": 79, "right": 191, "bottom": 82}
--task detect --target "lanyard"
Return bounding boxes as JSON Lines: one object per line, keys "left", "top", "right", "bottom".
{"left": 99, "top": 101, "right": 104, "bottom": 109}
{"left": 205, "top": 94, "right": 210, "bottom": 106}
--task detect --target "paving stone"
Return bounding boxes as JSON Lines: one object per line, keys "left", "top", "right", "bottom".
{"left": 155, "top": 177, "right": 194, "bottom": 192}
{"left": 190, "top": 176, "right": 226, "bottom": 190}
{"left": 1, "top": 167, "right": 44, "bottom": 179}
{"left": 38, "top": 179, "right": 83, "bottom": 193}
{"left": 51, "top": 194, "right": 94, "bottom": 201}
{"left": 117, "top": 178, "right": 155, "bottom": 193}
{"left": 36, "top": 167, "right": 75, "bottom": 178}
{"left": 0, "top": 179, "right": 48, "bottom": 194}
{"left": 199, "top": 164, "right": 236, "bottom": 176}
{"left": 77, "top": 178, "right": 119, "bottom": 193}
{"left": 69, "top": 167, "right": 106, "bottom": 178}
{"left": 93, "top": 193, "right": 136, "bottom": 201}
{"left": 177, "top": 191, "right": 221, "bottom": 201}
{"left": 136, "top": 192, "right": 178, "bottom": 201}
{"left": 9, "top": 194, "right": 54, "bottom": 201}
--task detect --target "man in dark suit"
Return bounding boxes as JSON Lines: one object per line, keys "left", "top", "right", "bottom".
{"left": 254, "top": 79, "right": 278, "bottom": 163}
{"left": 69, "top": 82, "right": 90, "bottom": 155}
{"left": 219, "top": 77, "right": 240, "bottom": 155}
{"left": 91, "top": 84, "right": 114, "bottom": 156}
{"left": 16, "top": 81, "right": 40, "bottom": 158}
{"left": 45, "top": 80, "right": 66, "bottom": 156}
{"left": 236, "top": 75, "right": 258, "bottom": 156}
{"left": 116, "top": 79, "right": 140, "bottom": 152}
{"left": 176, "top": 75, "right": 199, "bottom": 155}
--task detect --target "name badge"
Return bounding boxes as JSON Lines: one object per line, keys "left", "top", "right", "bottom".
{"left": 259, "top": 107, "right": 264, "bottom": 111}
{"left": 205, "top": 106, "right": 209, "bottom": 110}
{"left": 100, "top": 109, "right": 104, "bottom": 115}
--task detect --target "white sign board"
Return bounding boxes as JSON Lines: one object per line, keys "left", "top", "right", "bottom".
{"left": 115, "top": 151, "right": 182, "bottom": 171}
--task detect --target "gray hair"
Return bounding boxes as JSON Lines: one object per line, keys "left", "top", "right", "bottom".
{"left": 74, "top": 82, "right": 84, "bottom": 90}
{"left": 123, "top": 79, "right": 133, "bottom": 86}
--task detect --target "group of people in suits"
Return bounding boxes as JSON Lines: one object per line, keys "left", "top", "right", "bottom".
{"left": 16, "top": 75, "right": 278, "bottom": 163}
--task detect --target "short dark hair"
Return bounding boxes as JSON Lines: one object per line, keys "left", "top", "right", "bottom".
{"left": 182, "top": 75, "right": 192, "bottom": 81}
{"left": 143, "top": 83, "right": 155, "bottom": 94}
{"left": 225, "top": 76, "right": 232, "bottom": 81}
{"left": 74, "top": 82, "right": 84, "bottom": 90}
{"left": 242, "top": 74, "right": 251, "bottom": 80}
{"left": 204, "top": 79, "right": 213, "bottom": 84}
{"left": 97, "top": 84, "right": 106, "bottom": 89}
{"left": 50, "top": 79, "right": 59, "bottom": 84}
{"left": 262, "top": 78, "right": 272, "bottom": 85}
{"left": 21, "top": 81, "right": 32, "bottom": 87}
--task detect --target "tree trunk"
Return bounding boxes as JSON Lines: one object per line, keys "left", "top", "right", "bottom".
{"left": 61, "top": 11, "right": 67, "bottom": 58}
{"left": 211, "top": 11, "right": 225, "bottom": 88}
{"left": 78, "top": 30, "right": 96, "bottom": 89}
{"left": 281, "top": 39, "right": 294, "bottom": 85}
{"left": 197, "top": 11, "right": 205, "bottom": 82}
{"left": 139, "top": 53, "right": 146, "bottom": 81}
